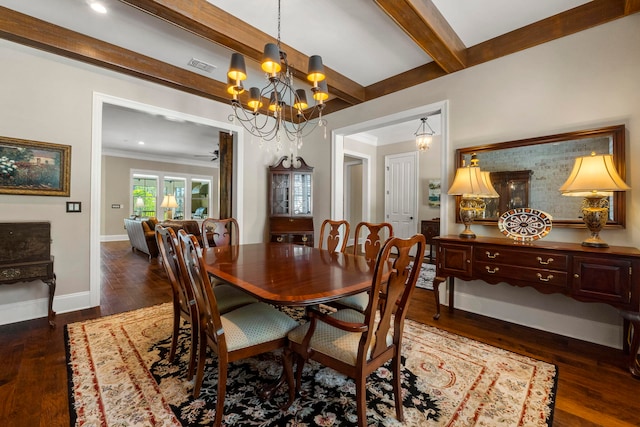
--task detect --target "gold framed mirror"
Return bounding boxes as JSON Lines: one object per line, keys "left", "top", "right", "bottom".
{"left": 455, "top": 125, "right": 626, "bottom": 228}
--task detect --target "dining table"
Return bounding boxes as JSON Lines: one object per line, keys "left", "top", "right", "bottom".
{"left": 201, "top": 242, "right": 379, "bottom": 306}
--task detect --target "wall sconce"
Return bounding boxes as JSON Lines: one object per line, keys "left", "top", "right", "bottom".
{"left": 559, "top": 152, "right": 630, "bottom": 247}
{"left": 447, "top": 157, "right": 499, "bottom": 238}
{"left": 415, "top": 117, "right": 435, "bottom": 152}
{"left": 160, "top": 194, "right": 179, "bottom": 220}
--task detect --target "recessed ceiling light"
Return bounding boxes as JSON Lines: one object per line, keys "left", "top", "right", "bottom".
{"left": 138, "top": 141, "right": 145, "bottom": 145}
{"left": 89, "top": 2, "right": 107, "bottom": 14}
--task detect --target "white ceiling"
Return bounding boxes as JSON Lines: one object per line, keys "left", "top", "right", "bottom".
{"left": 1, "top": 0, "right": 592, "bottom": 161}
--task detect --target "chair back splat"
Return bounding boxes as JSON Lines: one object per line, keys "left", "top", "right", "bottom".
{"left": 318, "top": 219, "right": 350, "bottom": 254}
{"left": 286, "top": 234, "right": 426, "bottom": 427}
{"left": 201, "top": 217, "right": 239, "bottom": 248}
{"left": 352, "top": 221, "right": 393, "bottom": 261}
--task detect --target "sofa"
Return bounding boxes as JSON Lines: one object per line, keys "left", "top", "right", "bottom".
{"left": 124, "top": 217, "right": 160, "bottom": 261}
{"left": 159, "top": 219, "right": 205, "bottom": 246}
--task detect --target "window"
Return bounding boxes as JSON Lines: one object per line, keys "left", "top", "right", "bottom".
{"left": 131, "top": 170, "right": 212, "bottom": 220}
{"left": 132, "top": 175, "right": 158, "bottom": 217}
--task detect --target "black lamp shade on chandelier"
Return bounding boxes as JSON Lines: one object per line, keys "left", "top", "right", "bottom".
{"left": 226, "top": 1, "right": 329, "bottom": 149}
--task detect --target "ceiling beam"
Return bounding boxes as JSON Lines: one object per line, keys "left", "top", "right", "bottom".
{"left": 466, "top": 0, "right": 628, "bottom": 67}
{"left": 625, "top": 0, "right": 640, "bottom": 13}
{"left": 374, "top": 0, "right": 467, "bottom": 73}
{"left": 0, "top": 7, "right": 232, "bottom": 104}
{"left": 118, "top": 0, "right": 366, "bottom": 106}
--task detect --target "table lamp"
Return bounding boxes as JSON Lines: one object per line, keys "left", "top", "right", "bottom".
{"left": 447, "top": 158, "right": 499, "bottom": 238}
{"left": 559, "top": 152, "right": 630, "bottom": 247}
{"left": 160, "top": 194, "right": 179, "bottom": 220}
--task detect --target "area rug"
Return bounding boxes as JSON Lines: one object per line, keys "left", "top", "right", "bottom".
{"left": 66, "top": 303, "right": 557, "bottom": 426}
{"left": 413, "top": 261, "right": 436, "bottom": 290}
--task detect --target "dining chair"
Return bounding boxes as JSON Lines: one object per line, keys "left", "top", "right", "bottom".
{"left": 177, "top": 230, "right": 299, "bottom": 426}
{"left": 332, "top": 221, "right": 394, "bottom": 312}
{"left": 201, "top": 217, "right": 239, "bottom": 248}
{"left": 155, "top": 224, "right": 199, "bottom": 379}
{"left": 284, "top": 233, "right": 426, "bottom": 427}
{"left": 318, "top": 219, "right": 350, "bottom": 254}
{"left": 155, "top": 225, "right": 258, "bottom": 379}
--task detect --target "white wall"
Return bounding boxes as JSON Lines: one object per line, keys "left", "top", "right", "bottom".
{"left": 1, "top": 14, "right": 638, "bottom": 348}
{"left": 319, "top": 14, "right": 640, "bottom": 348}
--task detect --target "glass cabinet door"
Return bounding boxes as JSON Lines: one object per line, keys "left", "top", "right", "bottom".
{"left": 292, "top": 172, "right": 312, "bottom": 215}
{"left": 271, "top": 172, "right": 291, "bottom": 215}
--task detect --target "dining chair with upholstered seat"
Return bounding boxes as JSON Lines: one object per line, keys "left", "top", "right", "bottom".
{"left": 201, "top": 217, "right": 239, "bottom": 249}
{"left": 284, "top": 233, "right": 426, "bottom": 427}
{"left": 177, "top": 230, "right": 299, "bottom": 427}
{"left": 155, "top": 225, "right": 258, "bottom": 380}
{"left": 318, "top": 219, "right": 350, "bottom": 254}
{"left": 332, "top": 221, "right": 393, "bottom": 311}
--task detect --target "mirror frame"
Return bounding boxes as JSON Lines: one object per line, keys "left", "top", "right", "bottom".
{"left": 455, "top": 124, "right": 626, "bottom": 228}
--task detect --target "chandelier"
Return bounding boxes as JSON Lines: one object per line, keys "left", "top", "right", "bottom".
{"left": 415, "top": 117, "right": 435, "bottom": 151}
{"left": 226, "top": 0, "right": 328, "bottom": 151}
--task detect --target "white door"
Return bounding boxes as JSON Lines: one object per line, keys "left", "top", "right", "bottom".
{"left": 385, "top": 152, "right": 418, "bottom": 239}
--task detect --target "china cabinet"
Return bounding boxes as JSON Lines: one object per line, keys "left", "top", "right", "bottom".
{"left": 268, "top": 156, "right": 314, "bottom": 246}
{"left": 483, "top": 170, "right": 532, "bottom": 219}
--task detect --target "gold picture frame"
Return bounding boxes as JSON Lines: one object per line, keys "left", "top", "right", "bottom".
{"left": 0, "top": 136, "right": 71, "bottom": 196}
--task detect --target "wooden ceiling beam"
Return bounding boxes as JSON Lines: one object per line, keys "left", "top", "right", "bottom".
{"left": 118, "top": 0, "right": 366, "bottom": 105}
{"left": 625, "top": 0, "right": 640, "bottom": 14}
{"left": 374, "top": 0, "right": 467, "bottom": 73}
{"left": 0, "top": 7, "right": 231, "bottom": 104}
{"left": 466, "top": 0, "right": 628, "bottom": 67}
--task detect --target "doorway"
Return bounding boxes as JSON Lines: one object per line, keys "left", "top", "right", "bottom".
{"left": 89, "top": 93, "right": 244, "bottom": 308}
{"left": 331, "top": 100, "right": 450, "bottom": 238}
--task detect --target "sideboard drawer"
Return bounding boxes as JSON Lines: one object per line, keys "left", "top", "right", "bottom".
{"left": 475, "top": 247, "right": 568, "bottom": 270}
{"left": 475, "top": 261, "right": 568, "bottom": 289}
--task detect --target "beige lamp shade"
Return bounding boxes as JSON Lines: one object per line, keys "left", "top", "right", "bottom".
{"left": 480, "top": 171, "right": 500, "bottom": 198}
{"left": 447, "top": 166, "right": 495, "bottom": 197}
{"left": 160, "top": 195, "right": 179, "bottom": 208}
{"left": 559, "top": 153, "right": 630, "bottom": 196}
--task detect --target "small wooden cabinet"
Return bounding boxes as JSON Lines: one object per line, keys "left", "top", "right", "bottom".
{"left": 0, "top": 222, "right": 56, "bottom": 327}
{"left": 268, "top": 156, "right": 314, "bottom": 246}
{"left": 420, "top": 219, "right": 440, "bottom": 262}
{"left": 433, "top": 235, "right": 640, "bottom": 377}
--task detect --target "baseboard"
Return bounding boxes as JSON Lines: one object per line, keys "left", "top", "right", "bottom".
{"left": 102, "top": 234, "right": 128, "bottom": 242}
{"left": 0, "top": 291, "right": 93, "bottom": 326}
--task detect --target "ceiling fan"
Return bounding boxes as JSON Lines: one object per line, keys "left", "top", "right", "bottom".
{"left": 194, "top": 149, "right": 219, "bottom": 161}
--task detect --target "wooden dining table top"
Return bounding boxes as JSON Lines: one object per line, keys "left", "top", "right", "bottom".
{"left": 202, "top": 242, "right": 379, "bottom": 306}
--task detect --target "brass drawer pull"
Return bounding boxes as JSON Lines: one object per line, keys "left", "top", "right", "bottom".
{"left": 486, "top": 251, "right": 500, "bottom": 259}
{"left": 276, "top": 236, "right": 284, "bottom": 242}
{"left": 302, "top": 236, "right": 308, "bottom": 242}
{"left": 485, "top": 266, "right": 500, "bottom": 274}
{"left": 536, "top": 256, "right": 554, "bottom": 265}
{"left": 537, "top": 273, "right": 554, "bottom": 282}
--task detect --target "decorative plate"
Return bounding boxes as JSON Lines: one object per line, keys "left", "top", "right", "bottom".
{"left": 498, "top": 208, "right": 553, "bottom": 242}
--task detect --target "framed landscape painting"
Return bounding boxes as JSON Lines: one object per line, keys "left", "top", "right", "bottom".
{"left": 0, "top": 136, "right": 71, "bottom": 196}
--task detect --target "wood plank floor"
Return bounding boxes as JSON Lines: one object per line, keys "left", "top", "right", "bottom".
{"left": 0, "top": 240, "right": 638, "bottom": 426}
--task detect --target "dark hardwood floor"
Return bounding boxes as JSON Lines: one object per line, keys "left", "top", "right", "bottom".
{"left": 0, "top": 241, "right": 638, "bottom": 426}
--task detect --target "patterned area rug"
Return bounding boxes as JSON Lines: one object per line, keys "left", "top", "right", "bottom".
{"left": 414, "top": 262, "right": 436, "bottom": 290}
{"left": 66, "top": 303, "right": 557, "bottom": 426}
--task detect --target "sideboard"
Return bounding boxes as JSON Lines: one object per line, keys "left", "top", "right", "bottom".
{"left": 0, "top": 222, "right": 56, "bottom": 327}
{"left": 432, "top": 235, "right": 640, "bottom": 377}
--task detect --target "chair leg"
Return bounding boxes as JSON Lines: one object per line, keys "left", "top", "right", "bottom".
{"left": 214, "top": 359, "right": 228, "bottom": 427}
{"left": 281, "top": 348, "right": 296, "bottom": 409}
{"left": 355, "top": 376, "right": 367, "bottom": 427}
{"left": 192, "top": 331, "right": 208, "bottom": 398}
{"left": 187, "top": 322, "right": 198, "bottom": 380}
{"left": 169, "top": 303, "right": 180, "bottom": 362}
{"left": 392, "top": 355, "right": 404, "bottom": 422}
{"left": 294, "top": 353, "right": 306, "bottom": 395}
